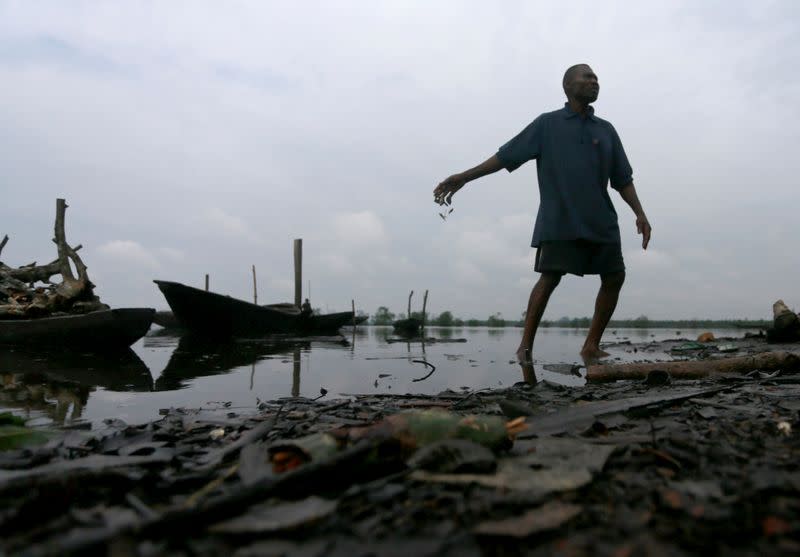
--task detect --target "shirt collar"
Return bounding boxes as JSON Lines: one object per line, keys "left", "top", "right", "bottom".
{"left": 562, "top": 102, "right": 597, "bottom": 122}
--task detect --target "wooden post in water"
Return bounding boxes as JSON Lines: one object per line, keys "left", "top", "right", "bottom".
{"left": 294, "top": 239, "right": 302, "bottom": 308}
{"left": 205, "top": 274, "right": 209, "bottom": 291}
{"left": 351, "top": 299, "right": 356, "bottom": 350}
{"left": 292, "top": 345, "right": 301, "bottom": 397}
{"left": 252, "top": 265, "right": 258, "bottom": 304}
{"left": 421, "top": 289, "right": 429, "bottom": 333}
{"left": 407, "top": 290, "right": 414, "bottom": 319}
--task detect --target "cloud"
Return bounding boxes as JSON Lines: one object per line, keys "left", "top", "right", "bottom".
{"left": 155, "top": 247, "right": 185, "bottom": 262}
{"left": 268, "top": 277, "right": 295, "bottom": 298}
{"left": 331, "top": 211, "right": 387, "bottom": 249}
{"left": 197, "top": 208, "right": 251, "bottom": 239}
{"left": 96, "top": 240, "right": 160, "bottom": 269}
{"left": 452, "top": 259, "right": 488, "bottom": 285}
{"left": 0, "top": 35, "right": 124, "bottom": 76}
{"left": 499, "top": 214, "right": 532, "bottom": 235}
{"left": 1, "top": 1, "right": 798, "bottom": 319}
{"left": 318, "top": 253, "right": 356, "bottom": 277}
{"left": 374, "top": 253, "right": 415, "bottom": 274}
{"left": 214, "top": 63, "right": 295, "bottom": 92}
{"left": 623, "top": 248, "right": 676, "bottom": 270}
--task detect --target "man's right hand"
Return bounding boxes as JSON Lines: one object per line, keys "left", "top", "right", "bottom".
{"left": 434, "top": 174, "right": 466, "bottom": 206}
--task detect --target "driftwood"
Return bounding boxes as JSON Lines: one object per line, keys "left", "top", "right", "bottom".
{"left": 586, "top": 351, "right": 800, "bottom": 382}
{"left": 0, "top": 199, "right": 107, "bottom": 319}
{"left": 767, "top": 299, "right": 800, "bottom": 342}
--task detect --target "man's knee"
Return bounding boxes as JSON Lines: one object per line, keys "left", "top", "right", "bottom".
{"left": 538, "top": 272, "right": 563, "bottom": 289}
{"left": 601, "top": 271, "right": 625, "bottom": 289}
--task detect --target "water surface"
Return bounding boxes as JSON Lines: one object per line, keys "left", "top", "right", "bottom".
{"left": 0, "top": 326, "right": 757, "bottom": 427}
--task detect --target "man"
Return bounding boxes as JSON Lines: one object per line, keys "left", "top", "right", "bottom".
{"left": 433, "top": 64, "right": 651, "bottom": 363}
{"left": 301, "top": 298, "right": 313, "bottom": 317}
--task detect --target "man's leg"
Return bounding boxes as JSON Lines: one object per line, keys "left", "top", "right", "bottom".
{"left": 581, "top": 271, "right": 625, "bottom": 360}
{"left": 516, "top": 272, "right": 562, "bottom": 363}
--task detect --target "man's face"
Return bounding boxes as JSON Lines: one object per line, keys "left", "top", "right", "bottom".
{"left": 566, "top": 66, "right": 599, "bottom": 104}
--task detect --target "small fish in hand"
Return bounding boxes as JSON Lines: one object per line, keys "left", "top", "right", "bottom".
{"left": 438, "top": 206, "right": 454, "bottom": 221}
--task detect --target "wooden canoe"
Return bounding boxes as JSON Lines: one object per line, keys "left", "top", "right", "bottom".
{"left": 0, "top": 308, "right": 155, "bottom": 350}
{"left": 154, "top": 280, "right": 355, "bottom": 337}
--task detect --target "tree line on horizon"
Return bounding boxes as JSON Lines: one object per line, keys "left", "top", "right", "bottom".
{"left": 368, "top": 307, "right": 769, "bottom": 329}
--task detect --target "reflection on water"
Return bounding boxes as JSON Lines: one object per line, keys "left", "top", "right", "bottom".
{"left": 0, "top": 326, "right": 759, "bottom": 426}
{"left": 0, "top": 348, "right": 153, "bottom": 424}
{"left": 1, "top": 372, "right": 90, "bottom": 424}
{"left": 154, "top": 335, "right": 310, "bottom": 391}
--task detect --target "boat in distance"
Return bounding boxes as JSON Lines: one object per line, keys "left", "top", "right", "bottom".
{"left": 154, "top": 280, "right": 357, "bottom": 337}
{"left": 0, "top": 308, "right": 155, "bottom": 350}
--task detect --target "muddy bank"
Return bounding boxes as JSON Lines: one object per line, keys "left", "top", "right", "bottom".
{"left": 2, "top": 338, "right": 800, "bottom": 556}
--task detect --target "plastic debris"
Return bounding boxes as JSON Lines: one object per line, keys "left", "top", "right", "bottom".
{"left": 697, "top": 332, "right": 716, "bottom": 343}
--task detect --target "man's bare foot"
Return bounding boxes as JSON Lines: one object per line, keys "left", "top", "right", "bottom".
{"left": 516, "top": 346, "right": 533, "bottom": 364}
{"left": 580, "top": 346, "right": 610, "bottom": 364}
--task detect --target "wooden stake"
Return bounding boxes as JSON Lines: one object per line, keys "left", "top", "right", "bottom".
{"left": 294, "top": 239, "right": 302, "bottom": 308}
{"left": 0, "top": 235, "right": 7, "bottom": 258}
{"left": 292, "top": 345, "right": 301, "bottom": 397}
{"left": 351, "top": 303, "right": 356, "bottom": 350}
{"left": 252, "top": 265, "right": 258, "bottom": 304}
{"left": 407, "top": 290, "right": 414, "bottom": 319}
{"left": 421, "top": 289, "right": 429, "bottom": 332}
{"left": 205, "top": 274, "right": 209, "bottom": 291}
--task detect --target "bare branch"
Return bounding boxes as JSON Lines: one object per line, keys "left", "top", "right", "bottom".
{"left": 53, "top": 198, "right": 75, "bottom": 280}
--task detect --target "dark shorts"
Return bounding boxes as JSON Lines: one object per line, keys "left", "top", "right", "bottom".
{"left": 535, "top": 240, "right": 625, "bottom": 276}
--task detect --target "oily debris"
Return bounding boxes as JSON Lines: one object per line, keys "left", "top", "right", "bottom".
{"left": 1, "top": 345, "right": 800, "bottom": 556}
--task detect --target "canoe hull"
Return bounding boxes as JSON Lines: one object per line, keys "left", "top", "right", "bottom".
{"left": 0, "top": 308, "right": 155, "bottom": 350}
{"left": 154, "top": 280, "right": 353, "bottom": 337}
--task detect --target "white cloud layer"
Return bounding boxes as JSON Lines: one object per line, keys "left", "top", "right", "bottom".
{"left": 96, "top": 240, "right": 160, "bottom": 269}
{"left": 332, "top": 211, "right": 387, "bottom": 249}
{"left": 1, "top": 1, "right": 798, "bottom": 319}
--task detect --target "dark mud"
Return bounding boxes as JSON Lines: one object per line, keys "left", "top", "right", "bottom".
{"left": 2, "top": 336, "right": 800, "bottom": 557}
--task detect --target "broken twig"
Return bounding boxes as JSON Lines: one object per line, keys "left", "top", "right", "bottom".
{"left": 411, "top": 359, "right": 436, "bottom": 382}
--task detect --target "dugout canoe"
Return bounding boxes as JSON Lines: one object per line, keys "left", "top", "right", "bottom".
{"left": 0, "top": 308, "right": 155, "bottom": 350}
{"left": 154, "top": 280, "right": 355, "bottom": 337}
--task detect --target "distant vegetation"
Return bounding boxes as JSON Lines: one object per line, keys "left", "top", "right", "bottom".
{"left": 369, "top": 307, "right": 769, "bottom": 329}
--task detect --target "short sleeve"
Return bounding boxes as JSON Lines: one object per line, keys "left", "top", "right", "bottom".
{"left": 609, "top": 124, "right": 633, "bottom": 190}
{"left": 496, "top": 116, "right": 543, "bottom": 172}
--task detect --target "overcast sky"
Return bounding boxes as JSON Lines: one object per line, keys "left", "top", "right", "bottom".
{"left": 1, "top": 1, "right": 798, "bottom": 321}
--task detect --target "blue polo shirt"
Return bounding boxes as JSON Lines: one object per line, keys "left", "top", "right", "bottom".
{"left": 496, "top": 103, "right": 633, "bottom": 246}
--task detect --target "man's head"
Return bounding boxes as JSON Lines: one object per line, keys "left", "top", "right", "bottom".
{"left": 563, "top": 64, "right": 599, "bottom": 104}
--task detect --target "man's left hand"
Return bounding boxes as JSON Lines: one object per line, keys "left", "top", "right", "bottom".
{"left": 636, "top": 215, "right": 651, "bottom": 249}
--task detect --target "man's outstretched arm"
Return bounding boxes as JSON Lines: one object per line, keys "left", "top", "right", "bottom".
{"left": 434, "top": 155, "right": 504, "bottom": 206}
{"left": 618, "top": 182, "right": 651, "bottom": 249}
